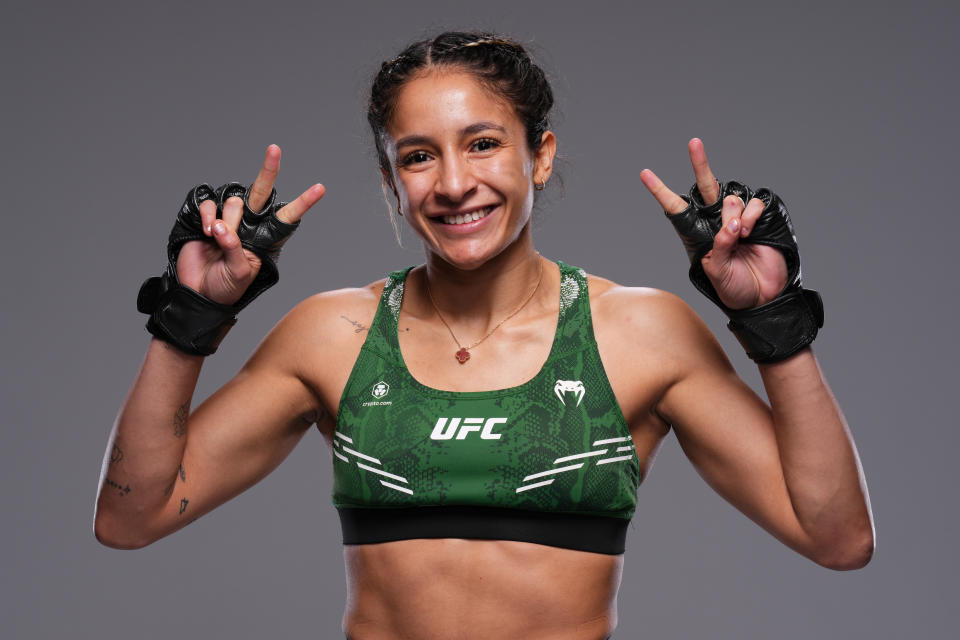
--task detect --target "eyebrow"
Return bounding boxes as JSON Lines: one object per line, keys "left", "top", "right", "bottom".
{"left": 394, "top": 121, "right": 508, "bottom": 149}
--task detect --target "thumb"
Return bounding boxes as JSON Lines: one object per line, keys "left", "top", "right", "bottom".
{"left": 711, "top": 195, "right": 744, "bottom": 259}
{"left": 701, "top": 197, "right": 742, "bottom": 281}
{"left": 211, "top": 221, "right": 253, "bottom": 284}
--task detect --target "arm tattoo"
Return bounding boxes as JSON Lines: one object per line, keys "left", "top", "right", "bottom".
{"left": 178, "top": 464, "right": 186, "bottom": 482}
{"left": 179, "top": 498, "right": 189, "bottom": 515}
{"left": 110, "top": 444, "right": 123, "bottom": 465}
{"left": 173, "top": 402, "right": 188, "bottom": 438}
{"left": 104, "top": 477, "right": 131, "bottom": 496}
{"left": 339, "top": 315, "right": 369, "bottom": 334}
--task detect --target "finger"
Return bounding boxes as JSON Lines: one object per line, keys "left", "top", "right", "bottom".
{"left": 639, "top": 169, "right": 688, "bottom": 214}
{"left": 739, "top": 197, "right": 765, "bottom": 238}
{"left": 199, "top": 199, "right": 218, "bottom": 237}
{"left": 211, "top": 221, "right": 252, "bottom": 281}
{"left": 276, "top": 183, "right": 326, "bottom": 224}
{"left": 221, "top": 196, "right": 244, "bottom": 232}
{"left": 248, "top": 144, "right": 282, "bottom": 213}
{"left": 688, "top": 138, "right": 719, "bottom": 205}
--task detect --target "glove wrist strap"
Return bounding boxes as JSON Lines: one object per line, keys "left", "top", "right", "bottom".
{"left": 137, "top": 273, "right": 238, "bottom": 356}
{"left": 725, "top": 288, "right": 824, "bottom": 364}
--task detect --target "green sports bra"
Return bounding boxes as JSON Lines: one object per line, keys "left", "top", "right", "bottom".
{"left": 332, "top": 261, "right": 641, "bottom": 554}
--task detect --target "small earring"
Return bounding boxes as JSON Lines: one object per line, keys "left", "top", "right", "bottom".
{"left": 535, "top": 181, "right": 546, "bottom": 191}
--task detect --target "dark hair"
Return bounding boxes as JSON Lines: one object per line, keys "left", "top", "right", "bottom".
{"left": 368, "top": 31, "right": 554, "bottom": 186}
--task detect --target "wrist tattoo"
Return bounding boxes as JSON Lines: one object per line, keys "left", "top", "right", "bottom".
{"left": 340, "top": 315, "right": 369, "bottom": 334}
{"left": 173, "top": 402, "right": 188, "bottom": 438}
{"left": 110, "top": 444, "right": 124, "bottom": 465}
{"left": 178, "top": 464, "right": 186, "bottom": 482}
{"left": 179, "top": 498, "right": 189, "bottom": 515}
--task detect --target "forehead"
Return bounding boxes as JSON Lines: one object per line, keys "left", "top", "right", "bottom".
{"left": 387, "top": 70, "right": 521, "bottom": 140}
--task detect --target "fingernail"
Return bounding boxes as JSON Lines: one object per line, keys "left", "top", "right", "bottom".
{"left": 213, "top": 222, "right": 226, "bottom": 235}
{"left": 727, "top": 218, "right": 739, "bottom": 232}
{"left": 740, "top": 225, "right": 750, "bottom": 237}
{"left": 205, "top": 224, "right": 212, "bottom": 235}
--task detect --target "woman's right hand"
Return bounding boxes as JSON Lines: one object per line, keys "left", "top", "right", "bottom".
{"left": 176, "top": 145, "right": 326, "bottom": 305}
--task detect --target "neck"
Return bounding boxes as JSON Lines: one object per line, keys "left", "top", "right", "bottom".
{"left": 419, "top": 228, "right": 545, "bottom": 328}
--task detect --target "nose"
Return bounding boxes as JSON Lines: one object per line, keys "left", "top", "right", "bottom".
{"left": 434, "top": 154, "right": 478, "bottom": 203}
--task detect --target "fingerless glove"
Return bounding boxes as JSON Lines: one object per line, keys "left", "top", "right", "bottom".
{"left": 666, "top": 181, "right": 824, "bottom": 364}
{"left": 137, "top": 182, "right": 298, "bottom": 356}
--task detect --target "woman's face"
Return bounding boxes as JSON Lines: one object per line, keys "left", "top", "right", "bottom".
{"left": 383, "top": 69, "right": 554, "bottom": 270}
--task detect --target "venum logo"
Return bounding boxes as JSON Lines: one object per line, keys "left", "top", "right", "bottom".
{"left": 554, "top": 380, "right": 585, "bottom": 406}
{"left": 430, "top": 417, "right": 507, "bottom": 440}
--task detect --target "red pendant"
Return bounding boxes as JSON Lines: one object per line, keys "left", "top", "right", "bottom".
{"left": 455, "top": 348, "right": 471, "bottom": 364}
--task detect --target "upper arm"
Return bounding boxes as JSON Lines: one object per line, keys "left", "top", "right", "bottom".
{"left": 147, "top": 287, "right": 379, "bottom": 538}
{"left": 594, "top": 283, "right": 813, "bottom": 554}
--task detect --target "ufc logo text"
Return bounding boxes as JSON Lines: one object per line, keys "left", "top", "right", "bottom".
{"left": 430, "top": 417, "right": 507, "bottom": 440}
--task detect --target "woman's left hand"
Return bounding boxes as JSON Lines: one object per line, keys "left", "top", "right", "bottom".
{"left": 639, "top": 139, "right": 788, "bottom": 309}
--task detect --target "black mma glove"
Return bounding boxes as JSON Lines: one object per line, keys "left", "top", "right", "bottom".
{"left": 136, "top": 182, "right": 299, "bottom": 356}
{"left": 666, "top": 180, "right": 824, "bottom": 364}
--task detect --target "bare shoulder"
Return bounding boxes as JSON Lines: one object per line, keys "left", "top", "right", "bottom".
{"left": 277, "top": 279, "right": 387, "bottom": 344}
{"left": 586, "top": 273, "right": 732, "bottom": 387}
{"left": 243, "top": 279, "right": 388, "bottom": 413}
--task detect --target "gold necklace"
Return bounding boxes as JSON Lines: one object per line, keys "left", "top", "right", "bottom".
{"left": 426, "top": 255, "right": 544, "bottom": 364}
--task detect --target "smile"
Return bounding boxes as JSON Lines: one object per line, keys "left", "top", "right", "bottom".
{"left": 440, "top": 206, "right": 494, "bottom": 225}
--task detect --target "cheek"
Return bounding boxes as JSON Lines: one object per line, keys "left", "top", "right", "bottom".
{"left": 394, "top": 174, "right": 426, "bottom": 207}
{"left": 477, "top": 156, "right": 533, "bottom": 192}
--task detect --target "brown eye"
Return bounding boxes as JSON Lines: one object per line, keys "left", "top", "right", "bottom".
{"left": 403, "top": 151, "right": 430, "bottom": 165}
{"left": 472, "top": 138, "right": 499, "bottom": 152}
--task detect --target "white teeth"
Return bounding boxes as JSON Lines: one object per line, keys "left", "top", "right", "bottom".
{"left": 442, "top": 207, "right": 492, "bottom": 225}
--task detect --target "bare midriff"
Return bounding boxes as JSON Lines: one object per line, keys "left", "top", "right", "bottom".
{"left": 342, "top": 537, "right": 622, "bottom": 639}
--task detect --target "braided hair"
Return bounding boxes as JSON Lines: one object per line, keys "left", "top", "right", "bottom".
{"left": 368, "top": 31, "right": 554, "bottom": 186}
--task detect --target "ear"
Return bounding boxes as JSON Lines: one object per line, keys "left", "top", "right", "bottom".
{"left": 533, "top": 131, "right": 556, "bottom": 185}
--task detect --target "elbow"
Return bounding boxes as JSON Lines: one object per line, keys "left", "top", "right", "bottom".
{"left": 813, "top": 530, "right": 875, "bottom": 571}
{"left": 94, "top": 525, "right": 151, "bottom": 550}
{"left": 93, "top": 509, "right": 156, "bottom": 551}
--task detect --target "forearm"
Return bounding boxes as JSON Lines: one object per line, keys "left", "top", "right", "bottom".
{"left": 94, "top": 339, "right": 203, "bottom": 548}
{"left": 759, "top": 347, "right": 874, "bottom": 567}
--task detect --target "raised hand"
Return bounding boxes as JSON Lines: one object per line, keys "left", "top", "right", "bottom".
{"left": 176, "top": 145, "right": 326, "bottom": 306}
{"left": 639, "top": 138, "right": 787, "bottom": 310}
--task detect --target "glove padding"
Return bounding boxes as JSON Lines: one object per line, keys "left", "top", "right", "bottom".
{"left": 137, "top": 182, "right": 299, "bottom": 356}
{"left": 665, "top": 181, "right": 824, "bottom": 364}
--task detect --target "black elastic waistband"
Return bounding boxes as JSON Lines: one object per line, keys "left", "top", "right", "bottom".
{"left": 337, "top": 506, "right": 628, "bottom": 555}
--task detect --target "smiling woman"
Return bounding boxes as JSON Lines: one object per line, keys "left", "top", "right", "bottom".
{"left": 383, "top": 70, "right": 553, "bottom": 271}
{"left": 94, "top": 31, "right": 874, "bottom": 640}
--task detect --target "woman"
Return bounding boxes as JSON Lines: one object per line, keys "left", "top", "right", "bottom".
{"left": 94, "top": 32, "right": 874, "bottom": 639}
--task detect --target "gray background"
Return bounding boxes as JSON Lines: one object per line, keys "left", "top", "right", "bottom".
{"left": 2, "top": 0, "right": 957, "bottom": 637}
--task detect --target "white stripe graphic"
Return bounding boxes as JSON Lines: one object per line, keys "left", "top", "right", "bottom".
{"left": 335, "top": 431, "right": 353, "bottom": 443}
{"left": 380, "top": 480, "right": 413, "bottom": 495}
{"left": 554, "top": 450, "right": 608, "bottom": 464}
{"left": 333, "top": 450, "right": 349, "bottom": 463}
{"left": 342, "top": 446, "right": 382, "bottom": 465}
{"left": 357, "top": 462, "right": 407, "bottom": 483}
{"left": 516, "top": 479, "right": 555, "bottom": 493}
{"left": 597, "top": 455, "right": 634, "bottom": 465}
{"left": 593, "top": 436, "right": 631, "bottom": 446}
{"left": 523, "top": 463, "right": 584, "bottom": 482}
{"left": 616, "top": 445, "right": 635, "bottom": 452}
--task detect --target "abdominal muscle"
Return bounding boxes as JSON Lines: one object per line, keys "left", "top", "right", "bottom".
{"left": 343, "top": 537, "right": 622, "bottom": 640}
